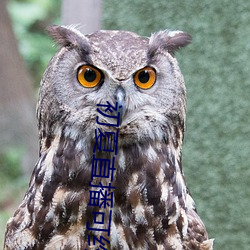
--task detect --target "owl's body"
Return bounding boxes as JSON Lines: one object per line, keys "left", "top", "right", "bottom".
{"left": 4, "top": 26, "right": 213, "bottom": 250}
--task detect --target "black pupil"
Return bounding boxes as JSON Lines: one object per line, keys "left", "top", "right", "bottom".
{"left": 138, "top": 70, "right": 150, "bottom": 83}
{"left": 84, "top": 68, "right": 96, "bottom": 82}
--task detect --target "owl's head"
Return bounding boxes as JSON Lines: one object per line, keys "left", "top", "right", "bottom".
{"left": 37, "top": 25, "right": 191, "bottom": 147}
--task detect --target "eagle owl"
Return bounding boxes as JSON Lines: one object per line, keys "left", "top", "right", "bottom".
{"left": 4, "top": 25, "right": 213, "bottom": 250}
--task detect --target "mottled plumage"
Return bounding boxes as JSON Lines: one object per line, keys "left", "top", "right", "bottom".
{"left": 4, "top": 25, "right": 213, "bottom": 249}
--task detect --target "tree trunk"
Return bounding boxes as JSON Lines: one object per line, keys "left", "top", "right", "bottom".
{"left": 61, "top": 0, "right": 102, "bottom": 34}
{"left": 0, "top": 0, "right": 38, "bottom": 174}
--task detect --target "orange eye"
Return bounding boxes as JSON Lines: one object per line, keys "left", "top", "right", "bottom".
{"left": 134, "top": 67, "right": 156, "bottom": 89}
{"left": 77, "top": 65, "right": 103, "bottom": 88}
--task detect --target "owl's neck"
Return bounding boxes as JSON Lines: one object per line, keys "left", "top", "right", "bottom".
{"left": 38, "top": 123, "right": 187, "bottom": 211}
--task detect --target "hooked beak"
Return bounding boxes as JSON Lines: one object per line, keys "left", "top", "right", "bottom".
{"left": 115, "top": 87, "right": 126, "bottom": 126}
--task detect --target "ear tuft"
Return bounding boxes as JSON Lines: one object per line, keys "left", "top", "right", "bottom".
{"left": 47, "top": 25, "right": 90, "bottom": 52}
{"left": 148, "top": 30, "right": 192, "bottom": 57}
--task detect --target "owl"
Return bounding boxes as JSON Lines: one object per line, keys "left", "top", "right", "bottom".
{"left": 4, "top": 25, "right": 213, "bottom": 250}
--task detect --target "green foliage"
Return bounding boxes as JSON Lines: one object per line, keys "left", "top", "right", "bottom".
{"left": 103, "top": 1, "right": 250, "bottom": 249}
{"left": 0, "top": 2, "right": 61, "bottom": 243}
{"left": 0, "top": 148, "right": 23, "bottom": 187}
{"left": 7, "top": 0, "right": 61, "bottom": 85}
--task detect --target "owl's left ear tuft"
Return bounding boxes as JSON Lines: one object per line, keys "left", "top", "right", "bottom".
{"left": 148, "top": 30, "right": 192, "bottom": 57}
{"left": 47, "top": 25, "right": 90, "bottom": 53}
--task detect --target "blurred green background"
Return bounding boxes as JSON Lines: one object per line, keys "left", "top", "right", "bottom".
{"left": 1, "top": 0, "right": 250, "bottom": 249}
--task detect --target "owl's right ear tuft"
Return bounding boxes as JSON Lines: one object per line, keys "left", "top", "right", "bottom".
{"left": 148, "top": 30, "right": 192, "bottom": 57}
{"left": 47, "top": 25, "right": 90, "bottom": 53}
